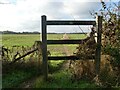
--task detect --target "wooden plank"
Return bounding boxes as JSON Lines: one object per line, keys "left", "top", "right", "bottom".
{"left": 41, "top": 15, "right": 48, "bottom": 81}
{"left": 48, "top": 55, "right": 95, "bottom": 60}
{"left": 47, "top": 37, "right": 91, "bottom": 44}
{"left": 47, "top": 20, "right": 96, "bottom": 25}
{"left": 95, "top": 16, "right": 102, "bottom": 74}
{"left": 47, "top": 40, "right": 83, "bottom": 44}
{"left": 10, "top": 48, "right": 38, "bottom": 65}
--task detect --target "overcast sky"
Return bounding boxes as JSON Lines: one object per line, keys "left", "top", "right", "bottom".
{"left": 0, "top": 0, "right": 119, "bottom": 33}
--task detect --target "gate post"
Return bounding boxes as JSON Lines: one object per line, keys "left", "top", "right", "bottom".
{"left": 41, "top": 15, "right": 48, "bottom": 80}
{"left": 95, "top": 16, "right": 102, "bottom": 75}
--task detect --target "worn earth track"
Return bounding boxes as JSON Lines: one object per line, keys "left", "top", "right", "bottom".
{"left": 61, "top": 33, "right": 72, "bottom": 69}
{"left": 19, "top": 34, "right": 72, "bottom": 88}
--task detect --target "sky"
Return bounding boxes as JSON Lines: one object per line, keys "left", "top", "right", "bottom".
{"left": 0, "top": 0, "right": 119, "bottom": 33}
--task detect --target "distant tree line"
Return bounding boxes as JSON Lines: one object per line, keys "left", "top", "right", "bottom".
{"left": 0, "top": 30, "right": 87, "bottom": 34}
{"left": 0, "top": 30, "right": 40, "bottom": 34}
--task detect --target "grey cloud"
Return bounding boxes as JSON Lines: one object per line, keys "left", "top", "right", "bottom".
{"left": 41, "top": 2, "right": 69, "bottom": 19}
{"left": 19, "top": 20, "right": 40, "bottom": 31}
{"left": 18, "top": 1, "right": 101, "bottom": 33}
{"left": 69, "top": 2, "right": 101, "bottom": 19}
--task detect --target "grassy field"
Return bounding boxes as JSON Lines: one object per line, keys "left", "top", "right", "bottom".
{"left": 2, "top": 33, "right": 86, "bottom": 47}
{"left": 2, "top": 33, "right": 86, "bottom": 56}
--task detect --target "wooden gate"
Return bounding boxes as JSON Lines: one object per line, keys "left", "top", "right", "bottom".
{"left": 41, "top": 15, "right": 102, "bottom": 80}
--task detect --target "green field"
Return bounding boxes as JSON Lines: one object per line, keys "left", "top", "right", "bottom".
{"left": 2, "top": 34, "right": 86, "bottom": 47}
{"left": 2, "top": 33, "right": 86, "bottom": 56}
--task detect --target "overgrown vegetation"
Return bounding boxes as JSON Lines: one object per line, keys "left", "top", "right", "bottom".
{"left": 69, "top": 1, "right": 120, "bottom": 88}
{"left": 100, "top": 1, "right": 120, "bottom": 87}
{"left": 2, "top": 44, "right": 42, "bottom": 88}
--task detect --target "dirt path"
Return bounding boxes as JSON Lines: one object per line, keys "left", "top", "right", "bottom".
{"left": 19, "top": 34, "right": 72, "bottom": 88}
{"left": 19, "top": 76, "right": 39, "bottom": 88}
{"left": 61, "top": 34, "right": 72, "bottom": 69}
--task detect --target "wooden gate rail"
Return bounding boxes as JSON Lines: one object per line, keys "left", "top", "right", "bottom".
{"left": 47, "top": 37, "right": 91, "bottom": 44}
{"left": 48, "top": 55, "right": 95, "bottom": 60}
{"left": 41, "top": 15, "right": 102, "bottom": 80}
{"left": 47, "top": 20, "right": 96, "bottom": 25}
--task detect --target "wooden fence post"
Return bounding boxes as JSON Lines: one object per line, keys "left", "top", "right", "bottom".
{"left": 35, "top": 41, "right": 42, "bottom": 68}
{"left": 41, "top": 15, "right": 48, "bottom": 80}
{"left": 95, "top": 16, "right": 102, "bottom": 75}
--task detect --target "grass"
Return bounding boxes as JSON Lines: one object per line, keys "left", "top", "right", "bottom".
{"left": 68, "top": 34, "right": 87, "bottom": 39}
{"left": 2, "top": 34, "right": 40, "bottom": 47}
{"left": 2, "top": 34, "right": 63, "bottom": 47}
{"left": 2, "top": 70, "right": 32, "bottom": 88}
{"left": 2, "top": 33, "right": 90, "bottom": 88}
{"left": 47, "top": 44, "right": 78, "bottom": 56}
{"left": 2, "top": 33, "right": 86, "bottom": 47}
{"left": 0, "top": 75, "right": 2, "bottom": 89}
{"left": 2, "top": 63, "right": 41, "bottom": 88}
{"left": 48, "top": 60, "right": 65, "bottom": 73}
{"left": 2, "top": 60, "right": 65, "bottom": 88}
{"left": 34, "top": 69, "right": 98, "bottom": 88}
